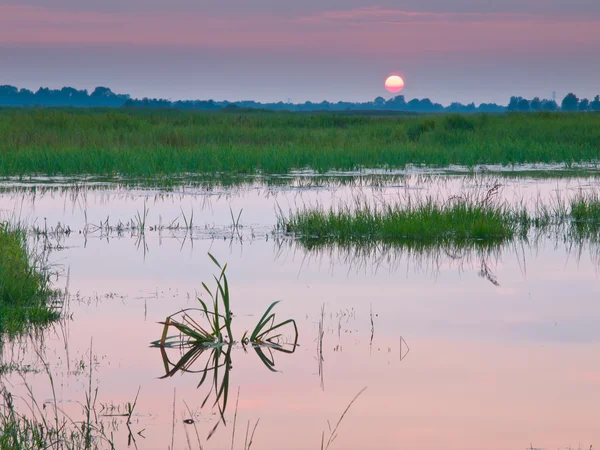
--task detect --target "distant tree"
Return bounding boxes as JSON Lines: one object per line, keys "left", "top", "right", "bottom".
{"left": 386, "top": 95, "right": 406, "bottom": 110}
{"left": 419, "top": 98, "right": 435, "bottom": 110}
{"left": 0, "top": 85, "right": 20, "bottom": 105}
{"left": 530, "top": 97, "right": 542, "bottom": 111}
{"left": 507, "top": 96, "right": 522, "bottom": 111}
{"left": 590, "top": 95, "right": 600, "bottom": 111}
{"left": 0, "top": 85, "right": 18, "bottom": 96}
{"left": 517, "top": 98, "right": 530, "bottom": 111}
{"left": 319, "top": 100, "right": 331, "bottom": 110}
{"left": 542, "top": 99, "right": 558, "bottom": 111}
{"left": 406, "top": 98, "right": 421, "bottom": 110}
{"left": 479, "top": 103, "right": 505, "bottom": 113}
{"left": 579, "top": 98, "right": 590, "bottom": 111}
{"left": 447, "top": 102, "right": 463, "bottom": 112}
{"left": 90, "top": 86, "right": 114, "bottom": 97}
{"left": 18, "top": 88, "right": 34, "bottom": 105}
{"left": 561, "top": 93, "right": 579, "bottom": 112}
{"left": 373, "top": 96, "right": 385, "bottom": 108}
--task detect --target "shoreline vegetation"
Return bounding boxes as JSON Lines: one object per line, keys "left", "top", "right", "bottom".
{"left": 279, "top": 190, "right": 600, "bottom": 247}
{"left": 0, "top": 109, "right": 599, "bottom": 178}
{"left": 0, "top": 223, "right": 59, "bottom": 334}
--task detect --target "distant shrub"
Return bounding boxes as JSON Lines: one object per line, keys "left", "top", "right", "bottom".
{"left": 444, "top": 114, "right": 475, "bottom": 132}
{"left": 406, "top": 119, "right": 436, "bottom": 142}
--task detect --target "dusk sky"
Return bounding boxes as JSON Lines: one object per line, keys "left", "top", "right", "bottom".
{"left": 1, "top": 0, "right": 599, "bottom": 105}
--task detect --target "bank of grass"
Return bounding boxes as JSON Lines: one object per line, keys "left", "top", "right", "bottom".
{"left": 281, "top": 199, "right": 525, "bottom": 245}
{"left": 569, "top": 192, "right": 600, "bottom": 239}
{"left": 281, "top": 191, "right": 600, "bottom": 246}
{"left": 0, "top": 223, "right": 58, "bottom": 334}
{"left": 0, "top": 109, "right": 599, "bottom": 177}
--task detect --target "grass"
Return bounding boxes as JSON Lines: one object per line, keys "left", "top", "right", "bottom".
{"left": 0, "top": 344, "right": 117, "bottom": 450}
{"left": 281, "top": 196, "right": 525, "bottom": 246}
{"left": 0, "top": 109, "right": 600, "bottom": 178}
{"left": 0, "top": 223, "right": 59, "bottom": 334}
{"left": 280, "top": 189, "right": 600, "bottom": 247}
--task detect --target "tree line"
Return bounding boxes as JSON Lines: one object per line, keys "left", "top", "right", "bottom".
{"left": 507, "top": 93, "right": 600, "bottom": 112}
{"left": 1, "top": 84, "right": 599, "bottom": 112}
{"left": 0, "top": 85, "right": 129, "bottom": 107}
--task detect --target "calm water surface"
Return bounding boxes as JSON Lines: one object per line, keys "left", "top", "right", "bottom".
{"left": 1, "top": 173, "right": 599, "bottom": 450}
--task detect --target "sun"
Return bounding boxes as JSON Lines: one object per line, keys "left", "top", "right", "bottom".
{"left": 385, "top": 75, "right": 405, "bottom": 93}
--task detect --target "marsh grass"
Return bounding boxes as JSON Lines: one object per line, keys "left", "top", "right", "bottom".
{"left": 280, "top": 188, "right": 600, "bottom": 250}
{"left": 570, "top": 191, "right": 600, "bottom": 231}
{"left": 1, "top": 109, "right": 600, "bottom": 177}
{"left": 320, "top": 387, "right": 368, "bottom": 450}
{"left": 0, "top": 223, "right": 59, "bottom": 334}
{"left": 281, "top": 197, "right": 523, "bottom": 245}
{"left": 0, "top": 345, "right": 117, "bottom": 450}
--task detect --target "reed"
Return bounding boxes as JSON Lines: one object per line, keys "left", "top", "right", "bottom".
{"left": 0, "top": 345, "right": 117, "bottom": 450}
{"left": 281, "top": 197, "right": 522, "bottom": 245}
{"left": 281, "top": 188, "right": 600, "bottom": 247}
{"left": 0, "top": 223, "right": 59, "bottom": 334}
{"left": 1, "top": 109, "right": 599, "bottom": 177}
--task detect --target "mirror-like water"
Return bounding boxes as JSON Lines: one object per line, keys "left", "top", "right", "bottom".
{"left": 1, "top": 174, "right": 599, "bottom": 450}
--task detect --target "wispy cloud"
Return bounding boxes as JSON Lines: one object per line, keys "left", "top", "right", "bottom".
{"left": 1, "top": 4, "right": 598, "bottom": 54}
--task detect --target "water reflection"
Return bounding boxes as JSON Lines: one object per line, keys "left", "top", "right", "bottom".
{"left": 149, "top": 254, "right": 299, "bottom": 440}
{"left": 2, "top": 175, "right": 600, "bottom": 449}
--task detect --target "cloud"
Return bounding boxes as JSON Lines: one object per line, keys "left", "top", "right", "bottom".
{"left": 1, "top": 4, "right": 598, "bottom": 55}
{"left": 294, "top": 6, "right": 597, "bottom": 25}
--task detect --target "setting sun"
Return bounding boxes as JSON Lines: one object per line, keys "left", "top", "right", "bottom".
{"left": 385, "top": 75, "right": 405, "bottom": 93}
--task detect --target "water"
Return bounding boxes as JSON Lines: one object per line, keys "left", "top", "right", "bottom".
{"left": 1, "top": 173, "right": 600, "bottom": 450}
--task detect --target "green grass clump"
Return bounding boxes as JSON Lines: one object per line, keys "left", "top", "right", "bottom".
{"left": 282, "top": 199, "right": 521, "bottom": 246}
{"left": 571, "top": 192, "right": 600, "bottom": 223}
{"left": 444, "top": 114, "right": 476, "bottom": 132}
{"left": 1, "top": 109, "right": 600, "bottom": 178}
{"left": 0, "top": 223, "right": 58, "bottom": 334}
{"left": 569, "top": 192, "right": 600, "bottom": 239}
{"left": 282, "top": 189, "right": 600, "bottom": 252}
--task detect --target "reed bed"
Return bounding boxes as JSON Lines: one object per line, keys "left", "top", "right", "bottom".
{"left": 280, "top": 190, "right": 600, "bottom": 246}
{"left": 0, "top": 109, "right": 599, "bottom": 177}
{"left": 283, "top": 200, "right": 520, "bottom": 242}
{"left": 0, "top": 223, "right": 59, "bottom": 334}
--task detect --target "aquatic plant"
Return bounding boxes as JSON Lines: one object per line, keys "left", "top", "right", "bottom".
{"left": 0, "top": 344, "right": 121, "bottom": 450}
{"left": 0, "top": 223, "right": 59, "bottom": 334}
{"left": 1, "top": 109, "right": 600, "bottom": 178}
{"left": 280, "top": 197, "right": 522, "bottom": 244}
{"left": 151, "top": 253, "right": 298, "bottom": 437}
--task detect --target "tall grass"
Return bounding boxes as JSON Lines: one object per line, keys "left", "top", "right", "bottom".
{"left": 281, "top": 189, "right": 600, "bottom": 246}
{"left": 281, "top": 198, "right": 524, "bottom": 245}
{"left": 0, "top": 344, "right": 116, "bottom": 450}
{"left": 0, "top": 223, "right": 59, "bottom": 334}
{"left": 0, "top": 109, "right": 599, "bottom": 177}
{"left": 569, "top": 191, "right": 600, "bottom": 239}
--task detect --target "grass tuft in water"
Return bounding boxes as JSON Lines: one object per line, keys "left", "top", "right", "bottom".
{"left": 569, "top": 191, "right": 600, "bottom": 239}
{"left": 150, "top": 253, "right": 298, "bottom": 437}
{"left": 281, "top": 197, "right": 521, "bottom": 245}
{"left": 0, "top": 223, "right": 59, "bottom": 334}
{"left": 0, "top": 343, "right": 117, "bottom": 450}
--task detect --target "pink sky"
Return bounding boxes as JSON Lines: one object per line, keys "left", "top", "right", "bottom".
{"left": 2, "top": 4, "right": 598, "bottom": 53}
{"left": 1, "top": 2, "right": 599, "bottom": 103}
